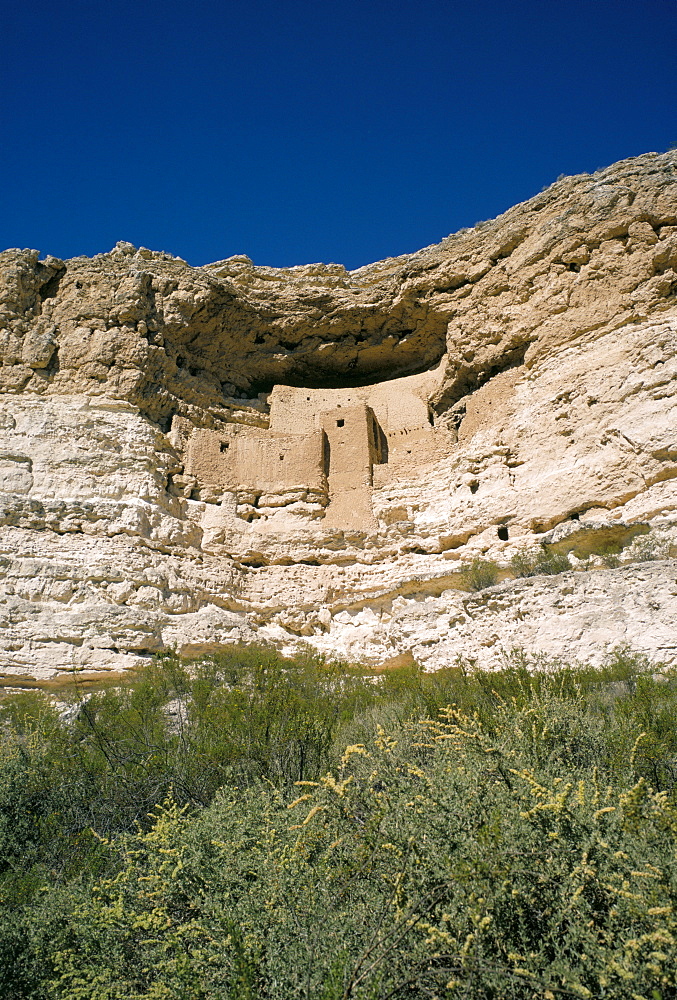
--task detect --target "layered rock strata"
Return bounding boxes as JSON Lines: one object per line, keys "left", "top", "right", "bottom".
{"left": 1, "top": 151, "right": 676, "bottom": 680}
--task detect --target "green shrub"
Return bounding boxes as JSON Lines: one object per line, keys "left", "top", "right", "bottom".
{"left": 631, "top": 531, "right": 670, "bottom": 562}
{"left": 34, "top": 697, "right": 677, "bottom": 1000}
{"left": 460, "top": 557, "right": 500, "bottom": 591}
{"left": 510, "top": 545, "right": 570, "bottom": 578}
{"left": 5, "top": 644, "right": 677, "bottom": 998}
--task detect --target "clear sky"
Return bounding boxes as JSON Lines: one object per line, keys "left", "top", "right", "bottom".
{"left": 1, "top": 0, "right": 675, "bottom": 270}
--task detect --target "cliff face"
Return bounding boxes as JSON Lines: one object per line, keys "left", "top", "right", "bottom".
{"left": 1, "top": 151, "right": 677, "bottom": 681}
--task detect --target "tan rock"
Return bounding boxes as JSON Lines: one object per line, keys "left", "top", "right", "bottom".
{"left": 0, "top": 152, "right": 676, "bottom": 679}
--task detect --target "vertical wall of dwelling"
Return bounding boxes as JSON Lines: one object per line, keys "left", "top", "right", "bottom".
{"left": 184, "top": 427, "right": 326, "bottom": 497}
{"left": 320, "top": 404, "right": 379, "bottom": 528}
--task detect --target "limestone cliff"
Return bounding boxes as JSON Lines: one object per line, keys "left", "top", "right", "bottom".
{"left": 1, "top": 150, "right": 676, "bottom": 681}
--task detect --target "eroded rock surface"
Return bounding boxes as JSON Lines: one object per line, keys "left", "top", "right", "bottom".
{"left": 1, "top": 151, "right": 676, "bottom": 680}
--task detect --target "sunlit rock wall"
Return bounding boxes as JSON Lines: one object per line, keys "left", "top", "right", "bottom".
{"left": 1, "top": 151, "right": 676, "bottom": 680}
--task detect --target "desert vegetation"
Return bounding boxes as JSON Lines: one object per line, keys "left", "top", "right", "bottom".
{"left": 459, "top": 556, "right": 501, "bottom": 590}
{"left": 510, "top": 545, "right": 571, "bottom": 578}
{"left": 458, "top": 527, "right": 675, "bottom": 593}
{"left": 2, "top": 645, "right": 677, "bottom": 998}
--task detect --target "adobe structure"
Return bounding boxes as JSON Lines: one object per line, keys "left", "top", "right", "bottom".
{"left": 179, "top": 360, "right": 445, "bottom": 529}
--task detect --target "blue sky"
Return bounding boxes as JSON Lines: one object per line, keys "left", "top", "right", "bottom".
{"left": 1, "top": 0, "right": 675, "bottom": 269}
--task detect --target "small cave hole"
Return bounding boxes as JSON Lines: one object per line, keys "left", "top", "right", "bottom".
{"left": 497, "top": 525, "right": 509, "bottom": 541}
{"left": 337, "top": 418, "right": 345, "bottom": 427}
{"left": 220, "top": 442, "right": 230, "bottom": 453}
{"left": 176, "top": 355, "right": 185, "bottom": 368}
{"left": 39, "top": 270, "right": 64, "bottom": 301}
{"left": 279, "top": 454, "right": 285, "bottom": 460}
{"left": 570, "top": 512, "right": 580, "bottom": 521}
{"left": 157, "top": 411, "right": 175, "bottom": 433}
{"left": 470, "top": 481, "right": 479, "bottom": 494}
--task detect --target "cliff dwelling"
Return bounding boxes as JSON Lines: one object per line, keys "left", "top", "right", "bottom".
{"left": 2, "top": 152, "right": 677, "bottom": 682}
{"left": 177, "top": 360, "right": 446, "bottom": 529}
